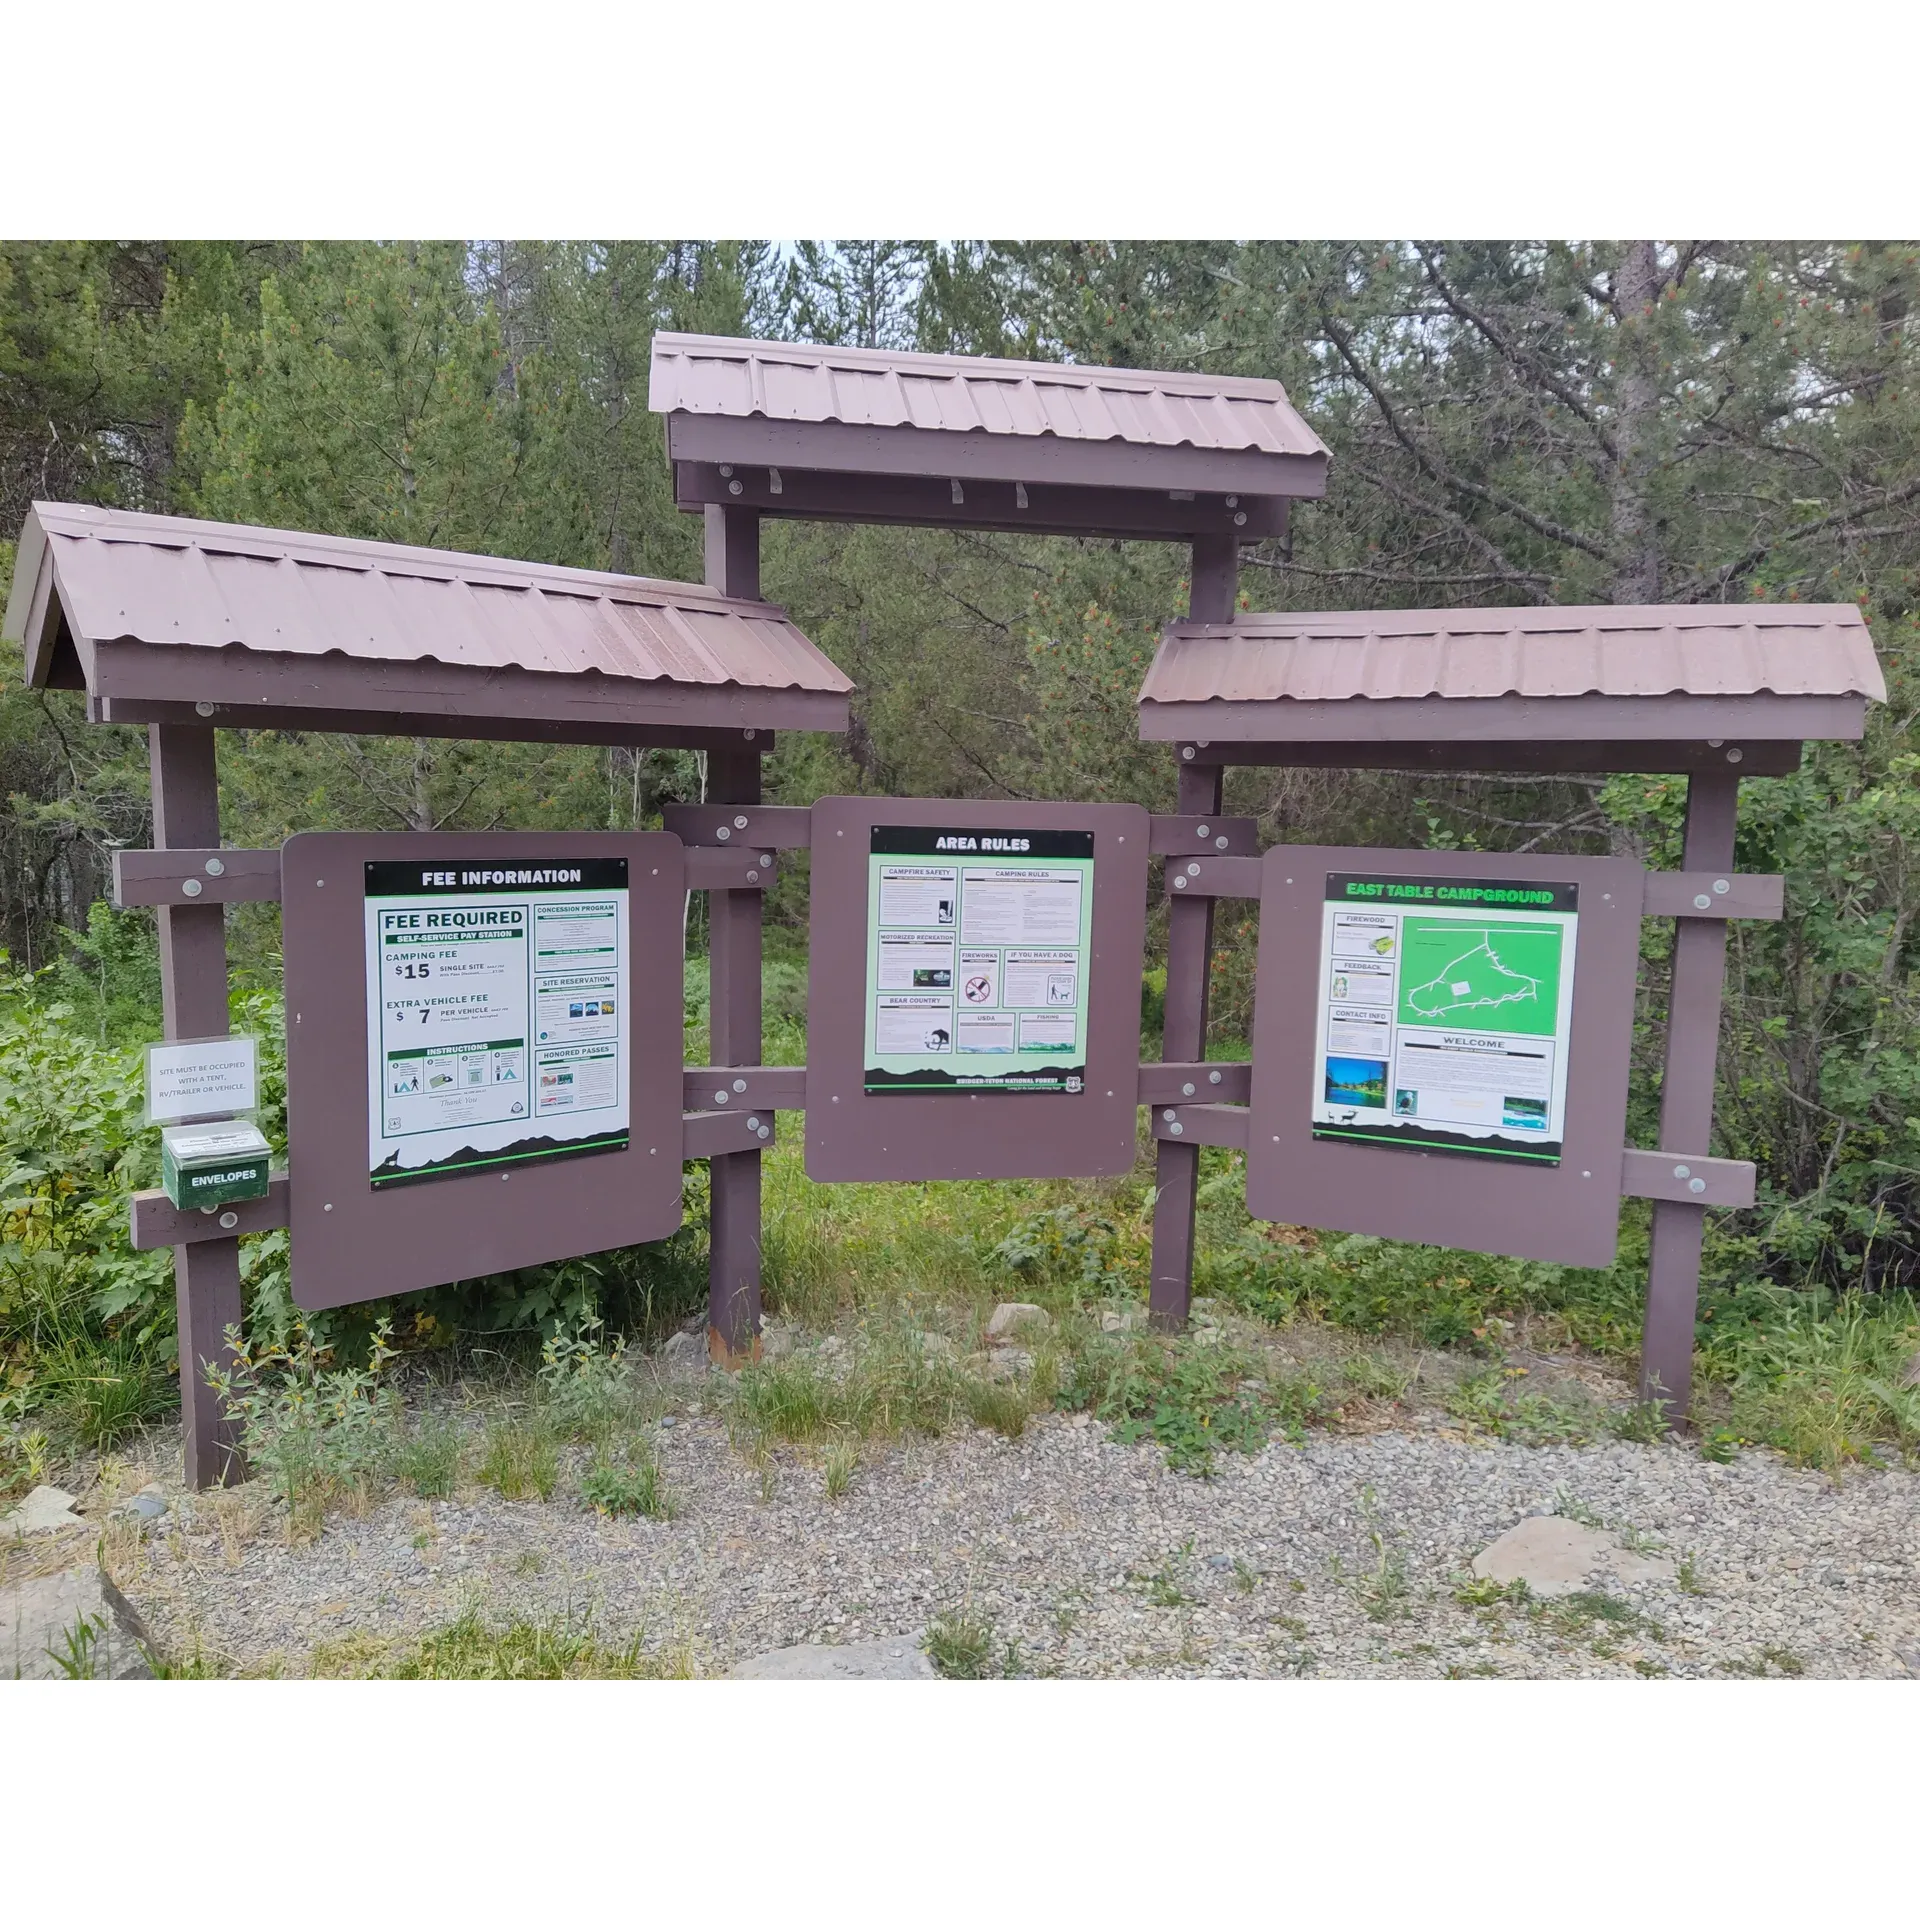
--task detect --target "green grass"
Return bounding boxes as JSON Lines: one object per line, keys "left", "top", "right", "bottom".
{"left": 725, "top": 1320, "right": 1047, "bottom": 1455}
{"left": 310, "top": 1607, "right": 695, "bottom": 1679}
{"left": 394, "top": 1416, "right": 464, "bottom": 1499}
{"left": 479, "top": 1419, "right": 560, "bottom": 1502}
{"left": 1716, "top": 1294, "right": 1920, "bottom": 1475}
{"left": 923, "top": 1608, "right": 995, "bottom": 1679}
{"left": 35, "top": 1333, "right": 172, "bottom": 1449}
{"left": 821, "top": 1438, "right": 857, "bottom": 1498}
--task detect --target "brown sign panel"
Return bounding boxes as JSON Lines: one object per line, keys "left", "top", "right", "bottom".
{"left": 1246, "top": 845, "right": 1645, "bottom": 1268}
{"left": 805, "top": 797, "right": 1148, "bottom": 1181}
{"left": 282, "top": 832, "right": 688, "bottom": 1310}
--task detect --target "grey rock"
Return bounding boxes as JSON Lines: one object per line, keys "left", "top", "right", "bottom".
{"left": 1471, "top": 1516, "right": 1675, "bottom": 1599}
{"left": 658, "top": 1416, "right": 677, "bottom": 1429}
{"left": 986, "top": 1302, "right": 1051, "bottom": 1345}
{"left": 3, "top": 1486, "right": 82, "bottom": 1537}
{"left": 726, "top": 1634, "right": 939, "bottom": 1680}
{"left": 659, "top": 1329, "right": 709, "bottom": 1370}
{"left": 122, "top": 1494, "right": 169, "bottom": 1521}
{"left": 1100, "top": 1311, "right": 1138, "bottom": 1334}
{"left": 1206, "top": 1554, "right": 1233, "bottom": 1570}
{"left": 910, "top": 1330, "right": 956, "bottom": 1361}
{"left": 982, "top": 1349, "right": 1034, "bottom": 1383}
{"left": 3, "top": 1566, "right": 152, "bottom": 1680}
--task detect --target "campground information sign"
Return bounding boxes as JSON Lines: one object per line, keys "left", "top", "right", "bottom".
{"left": 862, "top": 825, "right": 1094, "bottom": 1094}
{"left": 1310, "top": 872, "right": 1578, "bottom": 1166}
{"left": 364, "top": 857, "right": 631, "bottom": 1186}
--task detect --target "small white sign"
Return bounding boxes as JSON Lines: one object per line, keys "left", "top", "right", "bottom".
{"left": 145, "top": 1035, "right": 258, "bottom": 1126}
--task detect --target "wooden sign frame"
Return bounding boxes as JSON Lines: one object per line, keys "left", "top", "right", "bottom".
{"left": 282, "top": 831, "right": 688, "bottom": 1310}
{"left": 804, "top": 797, "right": 1150, "bottom": 1182}
{"left": 1245, "top": 844, "right": 1646, "bottom": 1269}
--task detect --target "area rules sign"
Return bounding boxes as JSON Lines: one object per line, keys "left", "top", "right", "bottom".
{"left": 806, "top": 797, "right": 1148, "bottom": 1183}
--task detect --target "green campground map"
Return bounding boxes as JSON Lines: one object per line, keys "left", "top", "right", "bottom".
{"left": 1312, "top": 873, "right": 1579, "bottom": 1165}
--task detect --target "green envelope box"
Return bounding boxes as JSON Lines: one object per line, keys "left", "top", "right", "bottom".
{"left": 161, "top": 1121, "right": 272, "bottom": 1210}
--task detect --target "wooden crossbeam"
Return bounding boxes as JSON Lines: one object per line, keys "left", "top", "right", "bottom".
{"left": 1147, "top": 815, "right": 1259, "bottom": 857}
{"left": 129, "top": 1173, "right": 291, "bottom": 1250}
{"left": 114, "top": 847, "right": 281, "bottom": 907}
{"left": 1148, "top": 1103, "right": 1252, "bottom": 1150}
{"left": 684, "top": 845, "right": 778, "bottom": 891}
{"left": 684, "top": 1066, "right": 807, "bottom": 1109}
{"left": 684, "top": 1107, "right": 775, "bottom": 1159}
{"left": 663, "top": 804, "right": 813, "bottom": 850}
{"left": 1137, "top": 1061, "right": 1251, "bottom": 1104}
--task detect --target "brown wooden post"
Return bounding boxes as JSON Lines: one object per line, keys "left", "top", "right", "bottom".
{"left": 1639, "top": 765, "right": 1741, "bottom": 1421}
{"left": 704, "top": 505, "right": 765, "bottom": 1364}
{"left": 149, "top": 724, "right": 244, "bottom": 1487}
{"left": 1147, "top": 533, "right": 1237, "bottom": 1328}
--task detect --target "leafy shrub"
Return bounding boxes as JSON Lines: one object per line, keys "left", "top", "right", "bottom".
{"left": 1057, "top": 1329, "right": 1275, "bottom": 1475}
{"left": 0, "top": 970, "right": 170, "bottom": 1353}
{"left": 993, "top": 1204, "right": 1126, "bottom": 1302}
{"left": 579, "top": 1449, "right": 675, "bottom": 1519}
{"left": 535, "top": 1314, "right": 638, "bottom": 1444}
{"left": 207, "top": 1317, "right": 399, "bottom": 1535}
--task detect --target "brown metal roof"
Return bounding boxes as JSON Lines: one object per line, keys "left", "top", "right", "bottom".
{"left": 6, "top": 502, "right": 851, "bottom": 741}
{"left": 649, "top": 332, "right": 1330, "bottom": 499}
{"left": 1138, "top": 604, "right": 1885, "bottom": 747}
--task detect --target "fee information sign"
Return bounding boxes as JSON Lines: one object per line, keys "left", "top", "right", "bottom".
{"left": 365, "top": 857, "right": 631, "bottom": 1187}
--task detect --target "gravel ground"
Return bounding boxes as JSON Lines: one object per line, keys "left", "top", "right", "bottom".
{"left": 106, "top": 1409, "right": 1920, "bottom": 1679}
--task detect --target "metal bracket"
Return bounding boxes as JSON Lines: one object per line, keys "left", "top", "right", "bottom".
{"left": 1147, "top": 815, "right": 1258, "bottom": 857}
{"left": 663, "top": 804, "right": 812, "bottom": 850}
{"left": 113, "top": 847, "right": 282, "bottom": 907}
{"left": 684, "top": 845, "right": 778, "bottom": 891}
{"left": 684, "top": 1108, "right": 775, "bottom": 1157}
{"left": 684, "top": 1066, "right": 806, "bottom": 1110}
{"left": 1138, "top": 1061, "right": 1251, "bottom": 1104}
{"left": 1641, "top": 872, "right": 1783, "bottom": 921}
{"left": 1620, "top": 1149, "right": 1755, "bottom": 1206}
{"left": 130, "top": 1172, "right": 291, "bottom": 1250}
{"left": 1148, "top": 1103, "right": 1252, "bottom": 1150}
{"left": 1164, "top": 855, "right": 1262, "bottom": 900}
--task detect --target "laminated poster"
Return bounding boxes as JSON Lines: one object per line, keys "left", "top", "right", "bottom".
{"left": 364, "top": 858, "right": 630, "bottom": 1187}
{"left": 1310, "top": 872, "right": 1578, "bottom": 1166}
{"left": 863, "top": 825, "right": 1094, "bottom": 1093}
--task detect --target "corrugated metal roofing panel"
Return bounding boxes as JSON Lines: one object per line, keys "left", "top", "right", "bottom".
{"left": 649, "top": 332, "right": 1329, "bottom": 462}
{"left": 1138, "top": 605, "right": 1886, "bottom": 707}
{"left": 17, "top": 502, "right": 853, "bottom": 697}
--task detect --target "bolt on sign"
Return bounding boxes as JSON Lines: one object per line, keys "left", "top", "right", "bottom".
{"left": 283, "top": 833, "right": 688, "bottom": 1311}
{"left": 807, "top": 798, "right": 1149, "bottom": 1181}
{"left": 1247, "top": 846, "right": 1646, "bottom": 1269}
